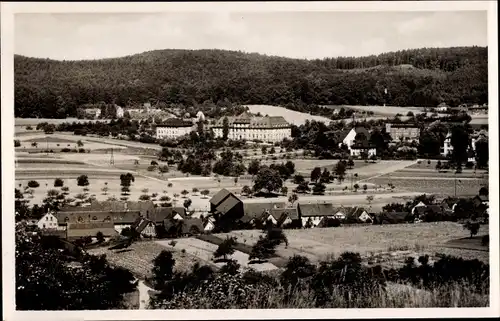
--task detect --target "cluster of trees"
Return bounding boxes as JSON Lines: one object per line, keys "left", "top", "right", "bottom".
{"left": 150, "top": 244, "right": 489, "bottom": 309}
{"left": 15, "top": 47, "right": 487, "bottom": 118}
{"left": 16, "top": 226, "right": 137, "bottom": 310}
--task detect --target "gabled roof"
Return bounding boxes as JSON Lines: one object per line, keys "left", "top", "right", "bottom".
{"left": 111, "top": 211, "right": 143, "bottom": 224}
{"left": 151, "top": 207, "right": 186, "bottom": 223}
{"left": 272, "top": 208, "right": 299, "bottom": 221}
{"left": 243, "top": 202, "right": 286, "bottom": 218}
{"left": 210, "top": 189, "right": 232, "bottom": 206}
{"left": 54, "top": 211, "right": 116, "bottom": 224}
{"left": 239, "top": 215, "right": 256, "bottom": 224}
{"left": 298, "top": 203, "right": 334, "bottom": 217}
{"left": 132, "top": 217, "right": 154, "bottom": 233}
{"left": 215, "top": 195, "right": 242, "bottom": 215}
{"left": 378, "top": 212, "right": 410, "bottom": 223}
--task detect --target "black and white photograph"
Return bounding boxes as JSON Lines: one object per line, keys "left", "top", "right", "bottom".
{"left": 2, "top": 1, "right": 499, "bottom": 320}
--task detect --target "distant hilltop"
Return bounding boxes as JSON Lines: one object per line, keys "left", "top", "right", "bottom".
{"left": 14, "top": 47, "right": 488, "bottom": 118}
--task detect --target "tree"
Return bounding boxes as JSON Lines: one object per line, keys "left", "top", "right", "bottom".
{"left": 233, "top": 177, "right": 239, "bottom": 186}
{"left": 353, "top": 183, "right": 360, "bottom": 192}
{"left": 139, "top": 194, "right": 151, "bottom": 201}
{"left": 347, "top": 158, "right": 355, "bottom": 169}
{"left": 436, "top": 160, "right": 442, "bottom": 171}
{"left": 253, "top": 166, "right": 283, "bottom": 194}
{"left": 201, "top": 189, "right": 210, "bottom": 198}
{"left": 334, "top": 161, "right": 347, "bottom": 183}
{"left": 96, "top": 231, "right": 105, "bottom": 243}
{"left": 312, "top": 182, "right": 326, "bottom": 195}
{"left": 362, "top": 184, "right": 368, "bottom": 193}
{"left": 222, "top": 117, "right": 229, "bottom": 140}
{"left": 77, "top": 175, "right": 89, "bottom": 187}
{"left": 450, "top": 125, "right": 470, "bottom": 166}
{"left": 213, "top": 236, "right": 237, "bottom": 262}
{"left": 101, "top": 186, "right": 109, "bottom": 195}
{"left": 247, "top": 159, "right": 261, "bottom": 178}
{"left": 288, "top": 193, "right": 299, "bottom": 205}
{"left": 27, "top": 180, "right": 40, "bottom": 188}
{"left": 261, "top": 146, "right": 268, "bottom": 155}
{"left": 281, "top": 186, "right": 288, "bottom": 195}
{"left": 152, "top": 250, "right": 176, "bottom": 288}
{"left": 285, "top": 161, "right": 296, "bottom": 177}
{"left": 54, "top": 178, "right": 64, "bottom": 187}
{"left": 366, "top": 195, "right": 374, "bottom": 207}
{"left": 293, "top": 174, "right": 305, "bottom": 185}
{"left": 479, "top": 186, "right": 488, "bottom": 197}
{"left": 31, "top": 142, "right": 38, "bottom": 148}
{"left": 14, "top": 140, "right": 21, "bottom": 147}
{"left": 310, "top": 167, "right": 322, "bottom": 183}
{"left": 158, "top": 165, "right": 169, "bottom": 175}
{"left": 475, "top": 138, "right": 489, "bottom": 169}
{"left": 121, "top": 186, "right": 130, "bottom": 195}
{"left": 77, "top": 140, "right": 84, "bottom": 147}
{"left": 183, "top": 199, "right": 192, "bottom": 210}
{"left": 295, "top": 181, "right": 311, "bottom": 194}
{"left": 463, "top": 221, "right": 480, "bottom": 238}
{"left": 241, "top": 185, "right": 252, "bottom": 196}
{"left": 181, "top": 190, "right": 189, "bottom": 198}
{"left": 320, "top": 168, "right": 331, "bottom": 183}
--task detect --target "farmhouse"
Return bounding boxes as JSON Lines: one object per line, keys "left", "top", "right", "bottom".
{"left": 297, "top": 203, "right": 336, "bottom": 227}
{"left": 155, "top": 118, "right": 195, "bottom": 139}
{"left": 37, "top": 212, "right": 59, "bottom": 230}
{"left": 242, "top": 202, "right": 286, "bottom": 220}
{"left": 131, "top": 217, "right": 156, "bottom": 237}
{"left": 150, "top": 207, "right": 187, "bottom": 223}
{"left": 210, "top": 189, "right": 244, "bottom": 221}
{"left": 385, "top": 123, "right": 421, "bottom": 142}
{"left": 273, "top": 208, "right": 300, "bottom": 227}
{"left": 83, "top": 108, "right": 101, "bottom": 119}
{"left": 203, "top": 218, "right": 216, "bottom": 232}
{"left": 211, "top": 112, "right": 292, "bottom": 143}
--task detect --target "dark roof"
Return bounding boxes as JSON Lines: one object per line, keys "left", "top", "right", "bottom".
{"left": 378, "top": 212, "right": 410, "bottom": 223}
{"left": 215, "top": 195, "right": 241, "bottom": 215}
{"left": 213, "top": 114, "right": 290, "bottom": 129}
{"left": 182, "top": 218, "right": 204, "bottom": 234}
{"left": 210, "top": 189, "right": 232, "bottom": 206}
{"left": 132, "top": 217, "right": 154, "bottom": 233}
{"left": 157, "top": 118, "right": 193, "bottom": 128}
{"left": 111, "top": 211, "right": 142, "bottom": 224}
{"left": 59, "top": 200, "right": 155, "bottom": 217}
{"left": 150, "top": 207, "right": 186, "bottom": 223}
{"left": 298, "top": 203, "right": 335, "bottom": 217}
{"left": 243, "top": 202, "right": 286, "bottom": 218}
{"left": 54, "top": 211, "right": 115, "bottom": 224}
{"left": 239, "top": 215, "right": 256, "bottom": 224}
{"left": 272, "top": 208, "right": 299, "bottom": 221}
{"left": 351, "top": 141, "right": 376, "bottom": 149}
{"left": 66, "top": 222, "right": 118, "bottom": 238}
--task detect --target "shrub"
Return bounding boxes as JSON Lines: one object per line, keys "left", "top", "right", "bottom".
{"left": 14, "top": 140, "right": 21, "bottom": 147}
{"left": 481, "top": 235, "right": 489, "bottom": 247}
{"left": 54, "top": 178, "right": 64, "bottom": 187}
{"left": 27, "top": 180, "right": 40, "bottom": 188}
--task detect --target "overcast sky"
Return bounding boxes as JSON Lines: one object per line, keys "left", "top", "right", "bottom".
{"left": 15, "top": 11, "right": 487, "bottom": 60}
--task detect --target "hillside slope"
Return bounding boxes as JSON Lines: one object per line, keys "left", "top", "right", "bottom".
{"left": 14, "top": 47, "right": 488, "bottom": 118}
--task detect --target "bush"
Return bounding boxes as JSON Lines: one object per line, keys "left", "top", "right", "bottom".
{"left": 27, "top": 180, "right": 40, "bottom": 188}
{"left": 14, "top": 140, "right": 21, "bottom": 147}
{"left": 54, "top": 178, "right": 64, "bottom": 187}
{"left": 481, "top": 235, "right": 489, "bottom": 247}
{"left": 61, "top": 148, "right": 71, "bottom": 152}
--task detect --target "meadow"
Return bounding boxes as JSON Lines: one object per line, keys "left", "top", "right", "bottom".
{"left": 244, "top": 105, "right": 332, "bottom": 126}
{"left": 217, "top": 222, "right": 489, "bottom": 264}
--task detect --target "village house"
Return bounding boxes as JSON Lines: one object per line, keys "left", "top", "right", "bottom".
{"left": 337, "top": 127, "right": 376, "bottom": 157}
{"left": 155, "top": 118, "right": 195, "bottom": 140}
{"left": 37, "top": 212, "right": 60, "bottom": 230}
{"left": 116, "top": 105, "right": 125, "bottom": 118}
{"left": 66, "top": 222, "right": 118, "bottom": 240}
{"left": 272, "top": 207, "right": 300, "bottom": 228}
{"left": 150, "top": 207, "right": 187, "bottom": 224}
{"left": 241, "top": 202, "right": 287, "bottom": 227}
{"left": 385, "top": 123, "right": 421, "bottom": 142}
{"left": 297, "top": 202, "right": 336, "bottom": 227}
{"left": 211, "top": 112, "right": 292, "bottom": 143}
{"left": 203, "top": 217, "right": 216, "bottom": 232}
{"left": 83, "top": 108, "right": 101, "bottom": 119}
{"left": 131, "top": 217, "right": 156, "bottom": 237}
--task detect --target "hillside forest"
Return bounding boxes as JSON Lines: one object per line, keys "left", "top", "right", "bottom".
{"left": 14, "top": 46, "right": 488, "bottom": 118}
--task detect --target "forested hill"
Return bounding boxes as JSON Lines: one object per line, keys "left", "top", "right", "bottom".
{"left": 15, "top": 47, "right": 488, "bottom": 118}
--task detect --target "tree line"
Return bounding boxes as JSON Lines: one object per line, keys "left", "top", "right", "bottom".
{"left": 15, "top": 47, "right": 487, "bottom": 118}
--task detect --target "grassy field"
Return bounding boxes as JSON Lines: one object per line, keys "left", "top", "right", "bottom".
{"left": 218, "top": 222, "right": 489, "bottom": 264}
{"left": 14, "top": 117, "right": 111, "bottom": 126}
{"left": 245, "top": 105, "right": 332, "bottom": 126}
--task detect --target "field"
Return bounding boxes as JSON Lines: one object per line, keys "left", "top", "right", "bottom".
{"left": 245, "top": 105, "right": 332, "bottom": 126}
{"left": 156, "top": 238, "right": 278, "bottom": 272}
{"left": 14, "top": 117, "right": 111, "bottom": 126}
{"left": 218, "top": 222, "right": 490, "bottom": 266}
{"left": 87, "top": 241, "right": 207, "bottom": 279}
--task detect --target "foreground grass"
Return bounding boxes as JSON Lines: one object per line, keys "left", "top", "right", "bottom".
{"left": 154, "top": 280, "right": 488, "bottom": 309}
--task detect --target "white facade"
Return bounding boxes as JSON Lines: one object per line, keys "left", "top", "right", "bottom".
{"left": 441, "top": 132, "right": 453, "bottom": 156}
{"left": 263, "top": 214, "right": 278, "bottom": 225}
{"left": 358, "top": 211, "right": 371, "bottom": 222}
{"left": 116, "top": 106, "right": 124, "bottom": 118}
{"left": 212, "top": 114, "right": 291, "bottom": 143}
{"left": 156, "top": 124, "right": 194, "bottom": 139}
{"left": 38, "top": 213, "right": 59, "bottom": 229}
{"left": 301, "top": 215, "right": 335, "bottom": 227}
{"left": 141, "top": 222, "right": 156, "bottom": 237}
{"left": 280, "top": 215, "right": 293, "bottom": 226}
{"left": 204, "top": 220, "right": 215, "bottom": 232}
{"left": 350, "top": 147, "right": 376, "bottom": 157}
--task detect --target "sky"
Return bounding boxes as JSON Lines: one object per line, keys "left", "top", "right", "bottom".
{"left": 14, "top": 11, "right": 487, "bottom": 60}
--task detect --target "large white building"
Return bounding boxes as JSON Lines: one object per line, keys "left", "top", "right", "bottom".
{"left": 155, "top": 118, "right": 195, "bottom": 139}
{"left": 211, "top": 113, "right": 291, "bottom": 143}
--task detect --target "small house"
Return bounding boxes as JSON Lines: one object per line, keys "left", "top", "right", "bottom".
{"left": 210, "top": 189, "right": 244, "bottom": 221}
{"left": 203, "top": 219, "right": 215, "bottom": 232}
{"left": 273, "top": 208, "right": 300, "bottom": 228}
{"left": 297, "top": 203, "right": 335, "bottom": 227}
{"left": 37, "top": 212, "right": 59, "bottom": 230}
{"left": 131, "top": 217, "right": 156, "bottom": 237}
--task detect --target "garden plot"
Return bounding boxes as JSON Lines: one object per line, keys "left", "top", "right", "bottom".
{"left": 156, "top": 238, "right": 278, "bottom": 272}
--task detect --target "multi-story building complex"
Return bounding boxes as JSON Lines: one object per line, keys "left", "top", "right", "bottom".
{"left": 211, "top": 113, "right": 291, "bottom": 143}
{"left": 385, "top": 123, "right": 421, "bottom": 142}
{"left": 155, "top": 118, "right": 195, "bottom": 139}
